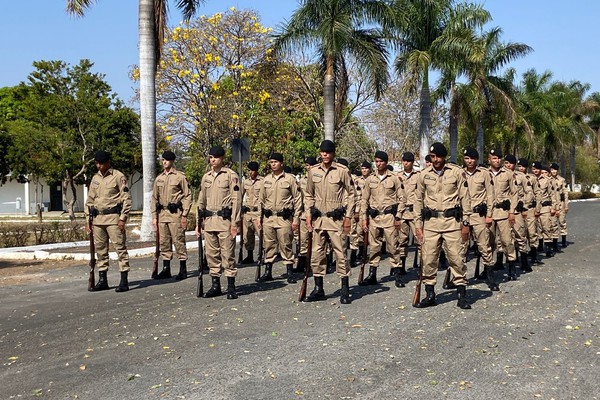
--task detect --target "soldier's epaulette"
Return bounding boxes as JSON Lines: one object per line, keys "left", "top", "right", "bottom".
{"left": 335, "top": 162, "right": 349, "bottom": 171}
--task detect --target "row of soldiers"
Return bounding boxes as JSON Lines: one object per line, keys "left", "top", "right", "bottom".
{"left": 84, "top": 141, "right": 569, "bottom": 309}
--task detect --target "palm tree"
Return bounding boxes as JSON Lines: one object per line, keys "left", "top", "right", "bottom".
{"left": 66, "top": 0, "right": 204, "bottom": 240}
{"left": 272, "top": 0, "right": 393, "bottom": 143}
{"left": 586, "top": 92, "right": 600, "bottom": 161}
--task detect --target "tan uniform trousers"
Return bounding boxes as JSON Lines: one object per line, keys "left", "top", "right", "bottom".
{"left": 349, "top": 218, "right": 360, "bottom": 251}
{"left": 398, "top": 218, "right": 419, "bottom": 258}
{"left": 368, "top": 225, "right": 401, "bottom": 269}
{"left": 513, "top": 213, "right": 529, "bottom": 253}
{"left": 94, "top": 224, "right": 129, "bottom": 272}
{"left": 242, "top": 211, "right": 260, "bottom": 251}
{"left": 159, "top": 221, "right": 187, "bottom": 261}
{"left": 525, "top": 212, "right": 539, "bottom": 249}
{"left": 422, "top": 228, "right": 467, "bottom": 286}
{"left": 460, "top": 222, "right": 493, "bottom": 266}
{"left": 551, "top": 213, "right": 560, "bottom": 239}
{"left": 204, "top": 230, "right": 236, "bottom": 277}
{"left": 537, "top": 207, "right": 554, "bottom": 243}
{"left": 311, "top": 227, "right": 351, "bottom": 278}
{"left": 264, "top": 218, "right": 294, "bottom": 265}
{"left": 558, "top": 208, "right": 567, "bottom": 235}
{"left": 299, "top": 217, "right": 309, "bottom": 255}
{"left": 489, "top": 219, "right": 517, "bottom": 261}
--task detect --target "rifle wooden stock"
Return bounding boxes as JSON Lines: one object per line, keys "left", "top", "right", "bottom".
{"left": 151, "top": 210, "right": 160, "bottom": 279}
{"left": 196, "top": 211, "right": 205, "bottom": 297}
{"left": 87, "top": 212, "right": 96, "bottom": 290}
{"left": 255, "top": 215, "right": 264, "bottom": 282}
{"left": 238, "top": 211, "right": 244, "bottom": 264}
{"left": 298, "top": 230, "right": 312, "bottom": 302}
{"left": 412, "top": 245, "right": 419, "bottom": 270}
{"left": 358, "top": 220, "right": 368, "bottom": 284}
{"left": 442, "top": 267, "right": 452, "bottom": 289}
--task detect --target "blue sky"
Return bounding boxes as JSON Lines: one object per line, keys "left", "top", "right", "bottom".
{"left": 1, "top": 0, "right": 598, "bottom": 104}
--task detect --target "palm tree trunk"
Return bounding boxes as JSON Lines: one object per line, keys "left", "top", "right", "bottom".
{"left": 448, "top": 86, "right": 459, "bottom": 163}
{"left": 323, "top": 57, "right": 335, "bottom": 142}
{"left": 476, "top": 114, "right": 484, "bottom": 162}
{"left": 139, "top": 0, "right": 157, "bottom": 240}
{"left": 419, "top": 72, "right": 431, "bottom": 162}
{"left": 570, "top": 144, "right": 576, "bottom": 190}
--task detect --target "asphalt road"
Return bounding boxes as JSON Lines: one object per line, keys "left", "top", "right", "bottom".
{"left": 1, "top": 200, "right": 599, "bottom": 400}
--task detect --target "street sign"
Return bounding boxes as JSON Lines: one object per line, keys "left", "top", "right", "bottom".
{"left": 231, "top": 138, "right": 250, "bottom": 162}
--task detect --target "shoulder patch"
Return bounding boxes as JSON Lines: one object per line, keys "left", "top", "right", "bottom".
{"left": 233, "top": 185, "right": 239, "bottom": 191}
{"left": 123, "top": 187, "right": 129, "bottom": 192}
{"left": 464, "top": 181, "right": 468, "bottom": 187}
{"left": 401, "top": 183, "right": 405, "bottom": 190}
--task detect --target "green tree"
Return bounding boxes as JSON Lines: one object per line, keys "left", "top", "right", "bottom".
{"left": 272, "top": 0, "right": 392, "bottom": 143}
{"left": 66, "top": 0, "right": 205, "bottom": 239}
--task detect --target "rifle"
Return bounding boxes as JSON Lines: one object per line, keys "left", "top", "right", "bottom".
{"left": 196, "top": 208, "right": 205, "bottom": 297}
{"left": 358, "top": 218, "right": 369, "bottom": 284}
{"left": 238, "top": 209, "right": 244, "bottom": 265}
{"left": 442, "top": 266, "right": 453, "bottom": 289}
{"left": 474, "top": 252, "right": 481, "bottom": 280}
{"left": 151, "top": 204, "right": 160, "bottom": 278}
{"left": 412, "top": 228, "right": 424, "bottom": 307}
{"left": 298, "top": 230, "right": 313, "bottom": 301}
{"left": 87, "top": 208, "right": 96, "bottom": 291}
{"left": 255, "top": 214, "right": 264, "bottom": 282}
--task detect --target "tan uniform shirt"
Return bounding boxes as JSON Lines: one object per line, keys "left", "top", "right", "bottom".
{"left": 464, "top": 166, "right": 494, "bottom": 224}
{"left": 259, "top": 171, "right": 303, "bottom": 227}
{"left": 360, "top": 171, "right": 405, "bottom": 228}
{"left": 513, "top": 170, "right": 531, "bottom": 212}
{"left": 399, "top": 169, "right": 419, "bottom": 220}
{"left": 536, "top": 175, "right": 556, "bottom": 213}
{"left": 243, "top": 176, "right": 264, "bottom": 212}
{"left": 354, "top": 175, "right": 369, "bottom": 215}
{"left": 489, "top": 167, "right": 518, "bottom": 219}
{"left": 305, "top": 162, "right": 355, "bottom": 231}
{"left": 414, "top": 163, "right": 471, "bottom": 231}
{"left": 524, "top": 173, "right": 540, "bottom": 212}
{"left": 151, "top": 168, "right": 192, "bottom": 222}
{"left": 197, "top": 167, "right": 241, "bottom": 231}
{"left": 553, "top": 175, "right": 569, "bottom": 209}
{"left": 85, "top": 168, "right": 132, "bottom": 225}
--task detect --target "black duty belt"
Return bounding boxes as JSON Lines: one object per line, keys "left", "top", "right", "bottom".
{"left": 201, "top": 207, "right": 232, "bottom": 220}
{"left": 473, "top": 202, "right": 487, "bottom": 217}
{"left": 493, "top": 199, "right": 511, "bottom": 211}
{"left": 310, "top": 206, "right": 346, "bottom": 221}
{"left": 422, "top": 206, "right": 462, "bottom": 221}
{"left": 405, "top": 204, "right": 414, "bottom": 212}
{"left": 367, "top": 204, "right": 398, "bottom": 218}
{"left": 263, "top": 208, "right": 294, "bottom": 219}
{"left": 91, "top": 205, "right": 122, "bottom": 217}
{"left": 242, "top": 206, "right": 259, "bottom": 213}
{"left": 158, "top": 202, "right": 183, "bottom": 213}
{"left": 541, "top": 200, "right": 552, "bottom": 207}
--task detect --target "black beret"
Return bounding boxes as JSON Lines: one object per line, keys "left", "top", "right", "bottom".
{"left": 353, "top": 168, "right": 361, "bottom": 176}
{"left": 319, "top": 140, "right": 336, "bottom": 152}
{"left": 361, "top": 161, "right": 372, "bottom": 169}
{"left": 248, "top": 161, "right": 259, "bottom": 171}
{"left": 489, "top": 148, "right": 503, "bottom": 158}
{"left": 531, "top": 161, "right": 542, "bottom": 169}
{"left": 550, "top": 162, "right": 559, "bottom": 170}
{"left": 505, "top": 154, "right": 517, "bottom": 164}
{"left": 429, "top": 142, "right": 447, "bottom": 157}
{"left": 337, "top": 157, "right": 349, "bottom": 167}
{"left": 463, "top": 147, "right": 479, "bottom": 159}
{"left": 425, "top": 155, "right": 432, "bottom": 162}
{"left": 305, "top": 156, "right": 318, "bottom": 166}
{"left": 161, "top": 150, "right": 176, "bottom": 161}
{"left": 374, "top": 150, "right": 388, "bottom": 162}
{"left": 283, "top": 166, "right": 292, "bottom": 173}
{"left": 209, "top": 146, "right": 225, "bottom": 157}
{"left": 94, "top": 150, "right": 110, "bottom": 163}
{"left": 517, "top": 158, "right": 529, "bottom": 168}
{"left": 401, "top": 152, "right": 415, "bottom": 161}
{"left": 269, "top": 153, "right": 284, "bottom": 163}
{"left": 387, "top": 164, "right": 394, "bottom": 171}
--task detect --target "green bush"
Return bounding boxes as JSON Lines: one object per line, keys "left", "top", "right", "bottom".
{"left": 568, "top": 191, "right": 599, "bottom": 200}
{"left": 0, "top": 222, "right": 86, "bottom": 248}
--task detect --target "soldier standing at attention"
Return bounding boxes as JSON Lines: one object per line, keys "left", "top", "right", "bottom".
{"left": 296, "top": 156, "right": 318, "bottom": 272}
{"left": 462, "top": 147, "right": 498, "bottom": 291}
{"left": 531, "top": 162, "right": 557, "bottom": 258}
{"left": 151, "top": 151, "right": 192, "bottom": 280}
{"left": 241, "top": 161, "right": 264, "bottom": 264}
{"left": 305, "top": 140, "right": 355, "bottom": 304}
{"left": 397, "top": 152, "right": 420, "bottom": 275}
{"left": 517, "top": 158, "right": 542, "bottom": 265}
{"left": 354, "top": 161, "right": 372, "bottom": 264}
{"left": 414, "top": 143, "right": 472, "bottom": 309}
{"left": 360, "top": 151, "right": 406, "bottom": 288}
{"left": 196, "top": 146, "right": 241, "bottom": 299}
{"left": 86, "top": 150, "right": 132, "bottom": 292}
{"left": 257, "top": 153, "right": 303, "bottom": 283}
{"left": 550, "top": 163, "right": 569, "bottom": 249}
{"left": 504, "top": 154, "right": 533, "bottom": 273}
{"left": 488, "top": 148, "right": 518, "bottom": 280}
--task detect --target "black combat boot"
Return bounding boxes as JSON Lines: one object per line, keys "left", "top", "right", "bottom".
{"left": 553, "top": 238, "right": 562, "bottom": 253}
{"left": 306, "top": 276, "right": 325, "bottom": 302}
{"left": 89, "top": 270, "right": 109, "bottom": 292}
{"left": 545, "top": 242, "right": 553, "bottom": 258}
{"left": 203, "top": 276, "right": 222, "bottom": 298}
{"left": 507, "top": 261, "right": 517, "bottom": 281}
{"left": 285, "top": 264, "right": 297, "bottom": 284}
{"left": 538, "top": 238, "right": 544, "bottom": 251}
{"left": 359, "top": 266, "right": 378, "bottom": 286}
{"left": 155, "top": 260, "right": 172, "bottom": 279}
{"left": 175, "top": 260, "right": 187, "bottom": 280}
{"left": 340, "top": 277, "right": 351, "bottom": 304}
{"left": 484, "top": 265, "right": 499, "bottom": 291}
{"left": 415, "top": 284, "right": 436, "bottom": 308}
{"left": 439, "top": 251, "right": 448, "bottom": 270}
{"left": 398, "top": 257, "right": 407, "bottom": 275}
{"left": 561, "top": 235, "right": 568, "bottom": 248}
{"left": 456, "top": 285, "right": 472, "bottom": 310}
{"left": 226, "top": 277, "right": 238, "bottom": 299}
{"left": 529, "top": 246, "right": 540, "bottom": 265}
{"left": 520, "top": 252, "right": 532, "bottom": 273}
{"left": 493, "top": 253, "right": 504, "bottom": 271}
{"left": 394, "top": 268, "right": 405, "bottom": 288}
{"left": 115, "top": 271, "right": 129, "bottom": 292}
{"left": 257, "top": 263, "right": 274, "bottom": 282}
{"left": 241, "top": 251, "right": 254, "bottom": 265}
{"left": 350, "top": 249, "right": 357, "bottom": 267}
{"left": 294, "top": 255, "right": 306, "bottom": 273}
